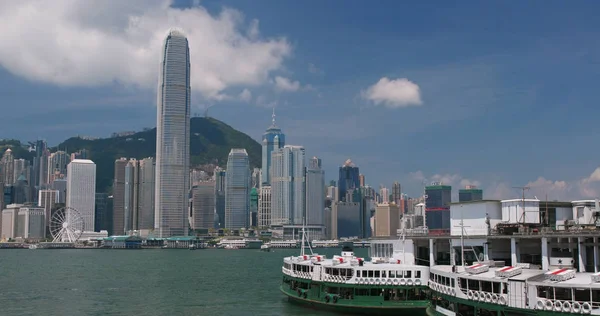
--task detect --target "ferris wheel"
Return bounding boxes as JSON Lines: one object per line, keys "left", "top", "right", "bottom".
{"left": 50, "top": 207, "right": 85, "bottom": 243}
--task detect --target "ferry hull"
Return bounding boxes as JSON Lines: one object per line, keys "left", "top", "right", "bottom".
{"left": 281, "top": 285, "right": 429, "bottom": 315}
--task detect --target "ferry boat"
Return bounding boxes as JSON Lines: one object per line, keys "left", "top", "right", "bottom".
{"left": 280, "top": 227, "right": 430, "bottom": 314}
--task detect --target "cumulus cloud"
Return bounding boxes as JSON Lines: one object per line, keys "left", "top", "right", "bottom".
{"left": 408, "top": 167, "right": 600, "bottom": 201}
{"left": 363, "top": 77, "right": 422, "bottom": 108}
{"left": 274, "top": 76, "right": 301, "bottom": 92}
{"left": 239, "top": 89, "right": 252, "bottom": 102}
{"left": 0, "top": 0, "right": 292, "bottom": 100}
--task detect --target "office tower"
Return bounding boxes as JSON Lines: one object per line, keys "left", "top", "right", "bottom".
{"left": 112, "top": 158, "right": 128, "bottom": 235}
{"left": 1, "top": 149, "right": 14, "bottom": 185}
{"left": 459, "top": 185, "right": 483, "bottom": 202}
{"left": 334, "top": 201, "right": 361, "bottom": 238}
{"left": 224, "top": 149, "right": 250, "bottom": 229}
{"left": 359, "top": 174, "right": 365, "bottom": 187}
{"left": 51, "top": 178, "right": 67, "bottom": 204}
{"left": 250, "top": 187, "right": 258, "bottom": 227}
{"left": 375, "top": 203, "right": 400, "bottom": 237}
{"left": 32, "top": 140, "right": 48, "bottom": 188}
{"left": 124, "top": 159, "right": 139, "bottom": 232}
{"left": 261, "top": 109, "right": 285, "bottom": 185}
{"left": 1, "top": 204, "right": 20, "bottom": 240}
{"left": 154, "top": 28, "right": 191, "bottom": 237}
{"left": 137, "top": 158, "right": 155, "bottom": 231}
{"left": 191, "top": 180, "right": 216, "bottom": 230}
{"left": 214, "top": 167, "right": 226, "bottom": 228}
{"left": 425, "top": 183, "right": 452, "bottom": 235}
{"left": 47, "top": 151, "right": 70, "bottom": 182}
{"left": 271, "top": 145, "right": 305, "bottom": 225}
{"left": 38, "top": 189, "right": 58, "bottom": 227}
{"left": 392, "top": 182, "right": 401, "bottom": 204}
{"left": 95, "top": 193, "right": 112, "bottom": 233}
{"left": 305, "top": 156, "right": 325, "bottom": 226}
{"left": 379, "top": 186, "right": 389, "bottom": 204}
{"left": 18, "top": 207, "right": 46, "bottom": 240}
{"left": 66, "top": 159, "right": 96, "bottom": 232}
{"left": 251, "top": 168, "right": 261, "bottom": 188}
{"left": 338, "top": 159, "right": 359, "bottom": 202}
{"left": 258, "top": 185, "right": 272, "bottom": 227}
{"left": 13, "top": 159, "right": 28, "bottom": 183}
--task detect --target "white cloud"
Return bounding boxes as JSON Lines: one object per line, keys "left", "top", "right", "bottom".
{"left": 274, "top": 76, "right": 301, "bottom": 92}
{"left": 408, "top": 167, "right": 600, "bottom": 201}
{"left": 0, "top": 0, "right": 291, "bottom": 100}
{"left": 363, "top": 77, "right": 422, "bottom": 108}
{"left": 239, "top": 89, "right": 252, "bottom": 102}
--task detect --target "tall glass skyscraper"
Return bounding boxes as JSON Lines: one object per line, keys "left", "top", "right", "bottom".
{"left": 225, "top": 149, "right": 250, "bottom": 229}
{"left": 305, "top": 156, "right": 325, "bottom": 226}
{"left": 271, "top": 145, "right": 305, "bottom": 225}
{"left": 154, "top": 29, "right": 191, "bottom": 237}
{"left": 261, "top": 110, "right": 285, "bottom": 185}
{"left": 338, "top": 159, "right": 360, "bottom": 202}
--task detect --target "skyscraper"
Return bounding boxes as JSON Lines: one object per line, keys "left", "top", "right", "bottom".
{"left": 425, "top": 183, "right": 452, "bottom": 235}
{"left": 261, "top": 109, "right": 285, "bottom": 186}
{"left": 271, "top": 145, "right": 306, "bottom": 225}
{"left": 113, "top": 158, "right": 128, "bottom": 235}
{"left": 305, "top": 156, "right": 325, "bottom": 226}
{"left": 191, "top": 180, "right": 216, "bottom": 230}
{"left": 137, "top": 157, "right": 155, "bottom": 231}
{"left": 338, "top": 159, "right": 360, "bottom": 202}
{"left": 66, "top": 159, "right": 96, "bottom": 232}
{"left": 392, "top": 181, "right": 402, "bottom": 204}
{"left": 154, "top": 28, "right": 191, "bottom": 237}
{"left": 224, "top": 149, "right": 250, "bottom": 229}
{"left": 47, "top": 151, "right": 70, "bottom": 182}
{"left": 258, "top": 185, "right": 272, "bottom": 227}
{"left": 214, "top": 167, "right": 226, "bottom": 228}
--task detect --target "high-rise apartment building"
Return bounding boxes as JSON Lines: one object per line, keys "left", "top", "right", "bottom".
{"left": 113, "top": 157, "right": 155, "bottom": 235}
{"left": 375, "top": 203, "right": 400, "bottom": 237}
{"left": 112, "top": 158, "right": 128, "bottom": 235}
{"left": 261, "top": 110, "right": 285, "bottom": 186}
{"left": 271, "top": 145, "right": 305, "bottom": 225}
{"left": 154, "top": 29, "right": 191, "bottom": 237}
{"left": 124, "top": 159, "right": 139, "bottom": 232}
{"left": 305, "top": 156, "right": 324, "bottom": 226}
{"left": 66, "top": 159, "right": 96, "bottom": 232}
{"left": 224, "top": 149, "right": 250, "bottom": 229}
{"left": 258, "top": 185, "right": 272, "bottom": 227}
{"left": 191, "top": 180, "right": 216, "bottom": 231}
{"left": 47, "top": 151, "right": 70, "bottom": 182}
{"left": 379, "top": 186, "right": 389, "bottom": 204}
{"left": 1, "top": 149, "right": 14, "bottom": 185}
{"left": 392, "top": 182, "right": 402, "bottom": 204}
{"left": 137, "top": 158, "right": 155, "bottom": 231}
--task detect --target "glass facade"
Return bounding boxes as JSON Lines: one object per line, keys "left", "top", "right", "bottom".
{"left": 338, "top": 161, "right": 360, "bottom": 202}
{"left": 305, "top": 157, "right": 324, "bottom": 226}
{"left": 261, "top": 113, "right": 285, "bottom": 186}
{"left": 155, "top": 29, "right": 191, "bottom": 237}
{"left": 225, "top": 149, "right": 250, "bottom": 229}
{"left": 271, "top": 146, "right": 305, "bottom": 225}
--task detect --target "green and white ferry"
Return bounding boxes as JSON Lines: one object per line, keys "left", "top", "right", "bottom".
{"left": 280, "top": 231, "right": 430, "bottom": 314}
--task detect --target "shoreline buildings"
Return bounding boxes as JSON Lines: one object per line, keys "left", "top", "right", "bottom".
{"left": 154, "top": 29, "right": 191, "bottom": 237}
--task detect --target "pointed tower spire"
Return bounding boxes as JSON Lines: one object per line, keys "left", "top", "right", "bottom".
{"left": 272, "top": 107, "right": 276, "bottom": 126}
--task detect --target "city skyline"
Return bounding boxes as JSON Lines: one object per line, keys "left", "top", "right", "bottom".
{"left": 1, "top": 1, "right": 600, "bottom": 200}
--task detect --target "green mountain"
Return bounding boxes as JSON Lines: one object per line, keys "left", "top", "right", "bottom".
{"left": 2, "top": 117, "right": 261, "bottom": 193}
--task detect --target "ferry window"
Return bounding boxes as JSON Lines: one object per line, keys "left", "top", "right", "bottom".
{"left": 493, "top": 282, "right": 501, "bottom": 294}
{"left": 382, "top": 271, "right": 387, "bottom": 278}
{"left": 459, "top": 278, "right": 466, "bottom": 289}
{"left": 482, "top": 281, "right": 492, "bottom": 292}
{"left": 574, "top": 288, "right": 591, "bottom": 302}
{"left": 468, "top": 279, "right": 478, "bottom": 290}
{"left": 405, "top": 271, "right": 411, "bottom": 278}
{"left": 375, "top": 271, "right": 380, "bottom": 278}
{"left": 389, "top": 271, "right": 396, "bottom": 278}
{"left": 400, "top": 271, "right": 404, "bottom": 278}
{"left": 502, "top": 283, "right": 507, "bottom": 294}
{"left": 555, "top": 287, "right": 572, "bottom": 300}
{"left": 416, "top": 271, "right": 421, "bottom": 278}
{"left": 451, "top": 279, "right": 455, "bottom": 287}
{"left": 537, "top": 286, "right": 552, "bottom": 299}
{"left": 368, "top": 270, "right": 374, "bottom": 278}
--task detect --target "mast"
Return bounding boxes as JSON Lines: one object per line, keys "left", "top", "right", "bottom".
{"left": 300, "top": 217, "right": 313, "bottom": 256}
{"left": 460, "top": 209, "right": 465, "bottom": 267}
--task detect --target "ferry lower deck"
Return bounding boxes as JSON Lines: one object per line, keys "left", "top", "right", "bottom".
{"left": 281, "top": 275, "right": 429, "bottom": 315}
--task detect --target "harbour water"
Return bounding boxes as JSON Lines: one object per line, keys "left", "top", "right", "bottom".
{"left": 0, "top": 247, "right": 369, "bottom": 316}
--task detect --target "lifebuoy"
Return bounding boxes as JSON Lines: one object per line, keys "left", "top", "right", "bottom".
{"left": 563, "top": 301, "right": 572, "bottom": 312}
{"left": 400, "top": 279, "right": 407, "bottom": 285}
{"left": 554, "top": 300, "right": 563, "bottom": 312}
{"left": 492, "top": 294, "right": 498, "bottom": 303}
{"left": 393, "top": 279, "right": 399, "bottom": 285}
{"left": 415, "top": 279, "right": 421, "bottom": 286}
{"left": 573, "top": 302, "right": 582, "bottom": 313}
{"left": 545, "top": 300, "right": 553, "bottom": 311}
{"left": 407, "top": 279, "right": 414, "bottom": 286}
{"left": 536, "top": 300, "right": 545, "bottom": 310}
{"left": 387, "top": 279, "right": 392, "bottom": 285}
{"left": 467, "top": 290, "right": 474, "bottom": 299}
{"left": 473, "top": 292, "right": 479, "bottom": 300}
{"left": 451, "top": 289, "right": 456, "bottom": 296}
{"left": 333, "top": 296, "right": 338, "bottom": 303}
{"left": 485, "top": 293, "right": 492, "bottom": 302}
{"left": 499, "top": 295, "right": 506, "bottom": 305}
{"left": 583, "top": 302, "right": 592, "bottom": 314}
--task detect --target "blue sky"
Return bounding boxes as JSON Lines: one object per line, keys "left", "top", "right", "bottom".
{"left": 1, "top": 0, "right": 600, "bottom": 200}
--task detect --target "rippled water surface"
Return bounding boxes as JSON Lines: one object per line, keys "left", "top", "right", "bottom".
{"left": 0, "top": 247, "right": 369, "bottom": 316}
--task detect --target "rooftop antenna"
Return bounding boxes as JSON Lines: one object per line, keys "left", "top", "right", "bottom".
{"left": 271, "top": 107, "right": 276, "bottom": 126}
{"left": 512, "top": 186, "right": 530, "bottom": 224}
